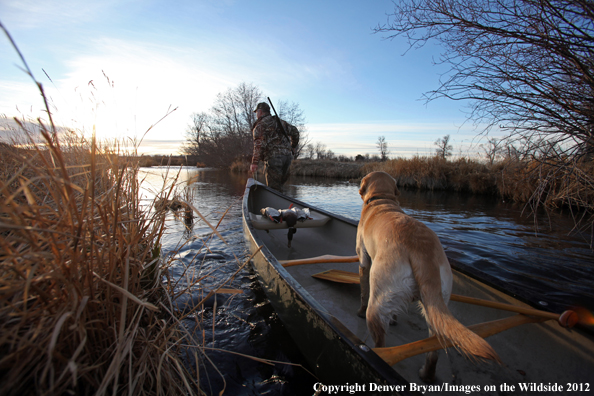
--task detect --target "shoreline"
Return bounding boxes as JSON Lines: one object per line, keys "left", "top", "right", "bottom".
{"left": 228, "top": 157, "right": 588, "bottom": 204}
{"left": 141, "top": 155, "right": 593, "bottom": 232}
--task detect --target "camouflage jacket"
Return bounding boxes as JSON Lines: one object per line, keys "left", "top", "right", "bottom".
{"left": 251, "top": 114, "right": 299, "bottom": 166}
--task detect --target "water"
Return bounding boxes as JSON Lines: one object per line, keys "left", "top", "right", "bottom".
{"left": 286, "top": 181, "right": 594, "bottom": 312}
{"left": 139, "top": 168, "right": 317, "bottom": 395}
{"left": 139, "top": 167, "right": 594, "bottom": 395}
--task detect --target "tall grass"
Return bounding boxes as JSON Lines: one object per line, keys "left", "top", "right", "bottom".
{"left": 0, "top": 24, "right": 302, "bottom": 394}
{"left": 290, "top": 159, "right": 363, "bottom": 179}
{"left": 362, "top": 156, "right": 497, "bottom": 194}
{"left": 0, "top": 126, "right": 206, "bottom": 395}
{"left": 230, "top": 157, "right": 251, "bottom": 173}
{"left": 364, "top": 155, "right": 594, "bottom": 243}
{"left": 364, "top": 155, "right": 593, "bottom": 204}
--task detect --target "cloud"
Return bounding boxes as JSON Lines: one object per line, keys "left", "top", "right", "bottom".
{"left": 0, "top": 0, "right": 122, "bottom": 29}
{"left": 13, "top": 37, "right": 236, "bottom": 142}
{"left": 0, "top": 1, "right": 500, "bottom": 160}
{"left": 0, "top": 80, "right": 44, "bottom": 115}
{"left": 305, "top": 121, "right": 500, "bottom": 158}
{"left": 136, "top": 139, "right": 186, "bottom": 155}
{"left": 2, "top": 25, "right": 356, "bottom": 141}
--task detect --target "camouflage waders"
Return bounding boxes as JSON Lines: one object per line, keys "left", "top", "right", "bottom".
{"left": 264, "top": 153, "right": 292, "bottom": 191}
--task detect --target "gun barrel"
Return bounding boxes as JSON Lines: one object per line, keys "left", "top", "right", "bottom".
{"left": 267, "top": 97, "right": 291, "bottom": 143}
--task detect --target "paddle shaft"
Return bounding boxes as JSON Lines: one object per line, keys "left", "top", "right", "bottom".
{"left": 280, "top": 255, "right": 359, "bottom": 267}
{"left": 449, "top": 294, "right": 562, "bottom": 321}
{"left": 373, "top": 314, "right": 546, "bottom": 366}
{"left": 309, "top": 268, "right": 574, "bottom": 325}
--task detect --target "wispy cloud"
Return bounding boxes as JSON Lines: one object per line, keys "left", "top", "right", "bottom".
{"left": 0, "top": 0, "right": 121, "bottom": 29}
{"left": 3, "top": 24, "right": 359, "bottom": 144}
{"left": 306, "top": 121, "right": 499, "bottom": 157}
{"left": 0, "top": 0, "right": 497, "bottom": 159}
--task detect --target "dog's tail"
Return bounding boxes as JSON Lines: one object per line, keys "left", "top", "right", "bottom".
{"left": 416, "top": 276, "right": 501, "bottom": 363}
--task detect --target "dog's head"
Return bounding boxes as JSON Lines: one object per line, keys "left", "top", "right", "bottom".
{"left": 359, "top": 171, "right": 400, "bottom": 204}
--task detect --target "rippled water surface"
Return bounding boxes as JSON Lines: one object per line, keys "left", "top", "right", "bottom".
{"left": 287, "top": 179, "right": 594, "bottom": 312}
{"left": 139, "top": 167, "right": 594, "bottom": 395}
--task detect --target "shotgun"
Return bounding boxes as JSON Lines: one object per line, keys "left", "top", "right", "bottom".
{"left": 267, "top": 97, "right": 292, "bottom": 146}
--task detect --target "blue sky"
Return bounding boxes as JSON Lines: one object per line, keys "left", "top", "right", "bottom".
{"left": 0, "top": 0, "right": 497, "bottom": 158}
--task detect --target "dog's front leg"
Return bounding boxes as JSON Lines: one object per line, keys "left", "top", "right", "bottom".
{"left": 357, "top": 247, "right": 371, "bottom": 318}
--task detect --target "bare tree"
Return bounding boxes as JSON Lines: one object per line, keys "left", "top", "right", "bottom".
{"left": 182, "top": 82, "right": 307, "bottom": 166}
{"left": 314, "top": 141, "right": 327, "bottom": 159}
{"left": 481, "top": 137, "right": 503, "bottom": 165}
{"left": 181, "top": 112, "right": 209, "bottom": 159}
{"left": 304, "top": 143, "right": 316, "bottom": 159}
{"left": 434, "top": 134, "right": 453, "bottom": 159}
{"left": 376, "top": 0, "right": 594, "bottom": 238}
{"left": 181, "top": 83, "right": 261, "bottom": 167}
{"left": 377, "top": 135, "right": 390, "bottom": 161}
{"left": 210, "top": 82, "right": 260, "bottom": 146}
{"left": 376, "top": 0, "right": 594, "bottom": 159}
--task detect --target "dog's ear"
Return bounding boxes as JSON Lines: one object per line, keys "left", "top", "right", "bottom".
{"left": 359, "top": 178, "right": 367, "bottom": 198}
{"left": 394, "top": 184, "right": 400, "bottom": 197}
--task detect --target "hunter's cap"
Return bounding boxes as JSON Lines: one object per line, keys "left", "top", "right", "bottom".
{"left": 254, "top": 102, "right": 270, "bottom": 113}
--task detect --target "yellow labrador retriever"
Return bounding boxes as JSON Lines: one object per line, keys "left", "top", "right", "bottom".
{"left": 356, "top": 171, "right": 499, "bottom": 382}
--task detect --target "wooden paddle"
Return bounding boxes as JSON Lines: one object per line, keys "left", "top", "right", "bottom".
{"left": 311, "top": 269, "right": 579, "bottom": 328}
{"left": 312, "top": 269, "right": 360, "bottom": 283}
{"left": 280, "top": 255, "right": 360, "bottom": 267}
{"left": 449, "top": 294, "right": 578, "bottom": 327}
{"left": 373, "top": 314, "right": 546, "bottom": 366}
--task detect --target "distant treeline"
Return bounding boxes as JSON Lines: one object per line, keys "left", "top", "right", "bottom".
{"left": 286, "top": 156, "right": 594, "bottom": 215}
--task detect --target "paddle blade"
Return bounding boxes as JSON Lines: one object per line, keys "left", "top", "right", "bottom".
{"left": 312, "top": 269, "right": 360, "bottom": 284}
{"left": 374, "top": 314, "right": 545, "bottom": 366}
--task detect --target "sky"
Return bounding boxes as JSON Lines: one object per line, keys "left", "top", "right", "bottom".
{"left": 0, "top": 0, "right": 500, "bottom": 158}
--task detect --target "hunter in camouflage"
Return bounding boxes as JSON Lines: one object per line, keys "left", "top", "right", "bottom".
{"left": 250, "top": 102, "right": 300, "bottom": 190}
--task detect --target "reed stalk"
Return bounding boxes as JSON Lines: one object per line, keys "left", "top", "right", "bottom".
{"left": 365, "top": 155, "right": 594, "bottom": 244}
{"left": 0, "top": 127, "right": 204, "bottom": 395}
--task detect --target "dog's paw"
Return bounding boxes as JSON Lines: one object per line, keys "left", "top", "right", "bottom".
{"left": 356, "top": 307, "right": 367, "bottom": 318}
{"left": 418, "top": 364, "right": 437, "bottom": 383}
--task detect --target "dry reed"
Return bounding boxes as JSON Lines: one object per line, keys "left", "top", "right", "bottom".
{"left": 0, "top": 126, "right": 205, "bottom": 395}
{"left": 363, "top": 156, "right": 496, "bottom": 194}
{"left": 0, "top": 23, "right": 306, "bottom": 394}
{"left": 290, "top": 159, "right": 364, "bottom": 179}
{"left": 364, "top": 155, "right": 594, "bottom": 244}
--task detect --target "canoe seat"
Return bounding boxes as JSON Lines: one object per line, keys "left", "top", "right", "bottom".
{"left": 249, "top": 212, "right": 330, "bottom": 230}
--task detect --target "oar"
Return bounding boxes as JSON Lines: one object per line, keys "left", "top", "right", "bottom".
{"left": 373, "top": 314, "right": 546, "bottom": 366}
{"left": 449, "top": 294, "right": 578, "bottom": 328}
{"left": 280, "top": 255, "right": 359, "bottom": 267}
{"left": 312, "top": 269, "right": 360, "bottom": 283}
{"left": 311, "top": 269, "right": 579, "bottom": 327}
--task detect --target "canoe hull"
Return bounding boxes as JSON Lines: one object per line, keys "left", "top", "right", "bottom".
{"left": 242, "top": 179, "right": 594, "bottom": 394}
{"left": 242, "top": 179, "right": 411, "bottom": 390}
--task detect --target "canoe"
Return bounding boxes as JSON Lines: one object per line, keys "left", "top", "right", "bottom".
{"left": 242, "top": 178, "right": 594, "bottom": 394}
